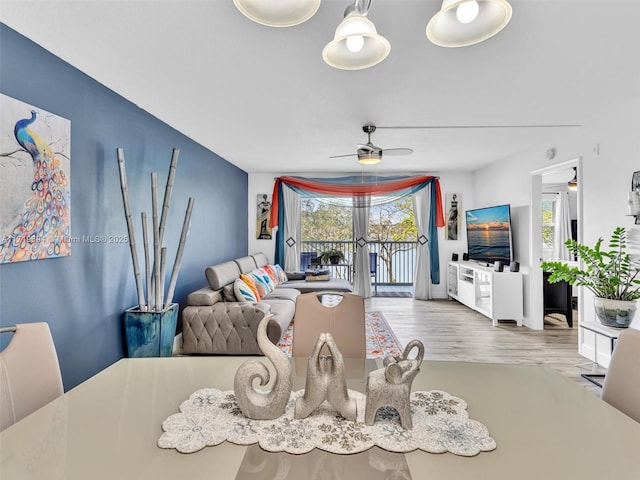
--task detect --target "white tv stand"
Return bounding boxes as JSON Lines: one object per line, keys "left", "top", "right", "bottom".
{"left": 447, "top": 261, "right": 523, "bottom": 326}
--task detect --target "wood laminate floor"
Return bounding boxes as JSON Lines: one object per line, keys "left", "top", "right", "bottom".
{"left": 366, "top": 297, "right": 603, "bottom": 396}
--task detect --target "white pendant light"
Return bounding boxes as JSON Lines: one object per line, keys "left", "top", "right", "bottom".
{"left": 426, "top": 0, "right": 512, "bottom": 48}
{"left": 323, "top": 1, "right": 390, "bottom": 70}
{"left": 233, "top": 0, "right": 321, "bottom": 27}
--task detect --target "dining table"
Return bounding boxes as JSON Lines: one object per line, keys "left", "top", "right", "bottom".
{"left": 1, "top": 356, "right": 639, "bottom": 479}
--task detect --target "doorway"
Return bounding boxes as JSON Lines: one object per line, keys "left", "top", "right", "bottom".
{"left": 529, "top": 158, "right": 583, "bottom": 331}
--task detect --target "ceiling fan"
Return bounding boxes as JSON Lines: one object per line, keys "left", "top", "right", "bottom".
{"left": 330, "top": 125, "right": 413, "bottom": 165}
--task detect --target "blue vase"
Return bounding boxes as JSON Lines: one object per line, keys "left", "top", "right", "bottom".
{"left": 123, "top": 303, "right": 178, "bottom": 357}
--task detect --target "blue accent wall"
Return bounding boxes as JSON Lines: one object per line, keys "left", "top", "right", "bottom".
{"left": 0, "top": 24, "right": 248, "bottom": 390}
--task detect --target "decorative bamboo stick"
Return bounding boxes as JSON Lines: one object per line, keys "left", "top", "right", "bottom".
{"left": 141, "top": 212, "right": 151, "bottom": 309}
{"left": 160, "top": 247, "right": 167, "bottom": 310}
{"left": 116, "top": 148, "right": 146, "bottom": 311}
{"left": 165, "top": 197, "right": 195, "bottom": 308}
{"left": 159, "top": 149, "right": 179, "bottom": 246}
{"left": 151, "top": 172, "right": 161, "bottom": 312}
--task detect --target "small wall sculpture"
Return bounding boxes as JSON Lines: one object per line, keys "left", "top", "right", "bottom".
{"left": 294, "top": 333, "right": 357, "bottom": 421}
{"left": 233, "top": 314, "right": 292, "bottom": 419}
{"left": 364, "top": 340, "right": 425, "bottom": 429}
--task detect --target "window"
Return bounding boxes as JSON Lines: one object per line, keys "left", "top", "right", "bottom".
{"left": 541, "top": 195, "right": 556, "bottom": 257}
{"left": 300, "top": 196, "right": 417, "bottom": 284}
{"left": 300, "top": 198, "right": 352, "bottom": 242}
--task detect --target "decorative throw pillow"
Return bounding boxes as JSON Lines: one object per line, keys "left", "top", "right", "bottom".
{"left": 263, "top": 265, "right": 278, "bottom": 285}
{"left": 274, "top": 264, "right": 288, "bottom": 283}
{"left": 239, "top": 274, "right": 261, "bottom": 302}
{"left": 249, "top": 271, "right": 270, "bottom": 298}
{"left": 222, "top": 284, "right": 237, "bottom": 302}
{"left": 234, "top": 278, "right": 258, "bottom": 303}
{"left": 256, "top": 268, "right": 276, "bottom": 292}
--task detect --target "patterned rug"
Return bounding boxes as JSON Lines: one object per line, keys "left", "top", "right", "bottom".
{"left": 278, "top": 311, "right": 403, "bottom": 359}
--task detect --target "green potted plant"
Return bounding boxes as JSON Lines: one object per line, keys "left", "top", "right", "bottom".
{"left": 541, "top": 226, "right": 640, "bottom": 328}
{"left": 320, "top": 249, "right": 345, "bottom": 265}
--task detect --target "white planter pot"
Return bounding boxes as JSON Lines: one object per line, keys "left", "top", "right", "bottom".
{"left": 593, "top": 297, "right": 637, "bottom": 328}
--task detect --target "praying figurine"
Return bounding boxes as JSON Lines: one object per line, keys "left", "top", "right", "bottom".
{"left": 294, "top": 333, "right": 357, "bottom": 421}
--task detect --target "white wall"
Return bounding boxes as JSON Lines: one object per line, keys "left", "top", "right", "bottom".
{"left": 578, "top": 97, "right": 640, "bottom": 333}
{"left": 472, "top": 150, "right": 542, "bottom": 327}
{"left": 248, "top": 173, "right": 277, "bottom": 262}
{"left": 247, "top": 172, "right": 474, "bottom": 299}
{"left": 433, "top": 173, "right": 475, "bottom": 298}
{"left": 472, "top": 95, "right": 640, "bottom": 333}
{"left": 250, "top": 91, "right": 640, "bottom": 335}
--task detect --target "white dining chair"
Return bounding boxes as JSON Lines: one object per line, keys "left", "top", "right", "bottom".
{"left": 600, "top": 327, "right": 640, "bottom": 423}
{"left": 0, "top": 322, "right": 64, "bottom": 431}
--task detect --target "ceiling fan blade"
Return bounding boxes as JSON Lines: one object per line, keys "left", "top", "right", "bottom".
{"left": 382, "top": 148, "right": 413, "bottom": 156}
{"left": 329, "top": 153, "right": 358, "bottom": 158}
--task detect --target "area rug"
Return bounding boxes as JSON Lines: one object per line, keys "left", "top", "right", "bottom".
{"left": 544, "top": 313, "right": 573, "bottom": 329}
{"left": 278, "top": 311, "right": 403, "bottom": 359}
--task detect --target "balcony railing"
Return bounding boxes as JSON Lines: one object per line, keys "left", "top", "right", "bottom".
{"left": 300, "top": 240, "right": 417, "bottom": 285}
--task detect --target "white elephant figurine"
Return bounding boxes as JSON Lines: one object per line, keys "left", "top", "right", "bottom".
{"left": 364, "top": 340, "right": 424, "bottom": 429}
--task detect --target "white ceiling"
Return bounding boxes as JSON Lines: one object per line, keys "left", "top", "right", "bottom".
{"left": 2, "top": 0, "right": 639, "bottom": 174}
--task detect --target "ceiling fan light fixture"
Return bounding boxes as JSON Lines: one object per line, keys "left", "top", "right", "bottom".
{"left": 233, "top": 0, "right": 321, "bottom": 27}
{"left": 358, "top": 151, "right": 382, "bottom": 165}
{"left": 323, "top": 3, "right": 390, "bottom": 70}
{"left": 426, "top": 0, "right": 512, "bottom": 48}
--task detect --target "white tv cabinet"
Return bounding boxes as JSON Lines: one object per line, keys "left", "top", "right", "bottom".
{"left": 447, "top": 261, "right": 523, "bottom": 326}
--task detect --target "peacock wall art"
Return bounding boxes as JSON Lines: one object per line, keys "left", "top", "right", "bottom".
{"left": 0, "top": 94, "right": 71, "bottom": 264}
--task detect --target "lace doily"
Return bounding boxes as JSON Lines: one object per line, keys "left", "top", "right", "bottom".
{"left": 158, "top": 389, "right": 496, "bottom": 456}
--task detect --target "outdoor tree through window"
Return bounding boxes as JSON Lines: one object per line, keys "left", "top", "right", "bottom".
{"left": 541, "top": 196, "right": 556, "bottom": 258}
{"left": 300, "top": 196, "right": 417, "bottom": 284}
{"left": 369, "top": 198, "right": 417, "bottom": 283}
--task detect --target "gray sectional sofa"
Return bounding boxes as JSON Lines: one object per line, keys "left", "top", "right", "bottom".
{"left": 181, "top": 252, "right": 352, "bottom": 355}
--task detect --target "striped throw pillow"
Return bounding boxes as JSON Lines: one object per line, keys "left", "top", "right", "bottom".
{"left": 263, "top": 265, "right": 278, "bottom": 285}
{"left": 239, "top": 274, "right": 261, "bottom": 302}
{"left": 234, "top": 278, "right": 258, "bottom": 303}
{"left": 273, "top": 264, "right": 288, "bottom": 283}
{"left": 255, "top": 268, "right": 276, "bottom": 292}
{"left": 249, "top": 271, "right": 270, "bottom": 298}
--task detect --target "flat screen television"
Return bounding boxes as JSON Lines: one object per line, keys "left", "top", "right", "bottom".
{"left": 465, "top": 204, "right": 513, "bottom": 266}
